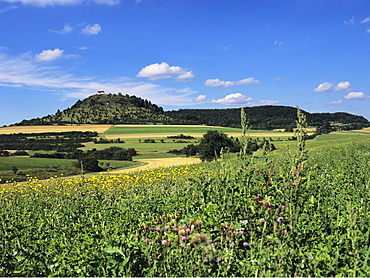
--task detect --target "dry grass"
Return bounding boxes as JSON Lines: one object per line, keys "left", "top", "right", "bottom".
{"left": 105, "top": 157, "right": 200, "bottom": 174}
{"left": 0, "top": 125, "right": 113, "bottom": 134}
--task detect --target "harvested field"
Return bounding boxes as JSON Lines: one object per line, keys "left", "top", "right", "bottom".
{"left": 107, "top": 157, "right": 200, "bottom": 174}
{"left": 0, "top": 125, "right": 112, "bottom": 134}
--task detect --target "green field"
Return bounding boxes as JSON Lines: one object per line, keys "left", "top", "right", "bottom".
{"left": 0, "top": 157, "right": 76, "bottom": 172}
{"left": 0, "top": 157, "right": 139, "bottom": 173}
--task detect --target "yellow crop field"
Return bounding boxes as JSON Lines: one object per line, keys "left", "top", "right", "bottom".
{"left": 0, "top": 124, "right": 113, "bottom": 134}
{"left": 109, "top": 157, "right": 200, "bottom": 174}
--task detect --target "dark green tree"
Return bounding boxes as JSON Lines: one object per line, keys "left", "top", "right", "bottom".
{"left": 316, "top": 121, "right": 332, "bottom": 134}
{"left": 181, "top": 144, "right": 198, "bottom": 157}
{"left": 74, "top": 157, "right": 103, "bottom": 172}
{"left": 197, "top": 130, "right": 234, "bottom": 162}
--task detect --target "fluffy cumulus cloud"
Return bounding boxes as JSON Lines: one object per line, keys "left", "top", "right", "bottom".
{"left": 211, "top": 93, "right": 278, "bottom": 106}
{"left": 81, "top": 24, "right": 102, "bottom": 35}
{"left": 193, "top": 94, "right": 206, "bottom": 102}
{"left": 1, "top": 0, "right": 118, "bottom": 6}
{"left": 344, "top": 92, "right": 369, "bottom": 99}
{"left": 136, "top": 62, "right": 194, "bottom": 81}
{"left": 211, "top": 93, "right": 253, "bottom": 105}
{"left": 35, "top": 48, "right": 78, "bottom": 62}
{"left": 314, "top": 82, "right": 333, "bottom": 92}
{"left": 314, "top": 81, "right": 353, "bottom": 92}
{"left": 204, "top": 77, "right": 261, "bottom": 88}
{"left": 35, "top": 49, "right": 64, "bottom": 62}
{"left": 334, "top": 81, "right": 352, "bottom": 91}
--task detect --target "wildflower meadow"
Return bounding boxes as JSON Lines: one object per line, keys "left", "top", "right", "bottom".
{"left": 1, "top": 110, "right": 370, "bottom": 276}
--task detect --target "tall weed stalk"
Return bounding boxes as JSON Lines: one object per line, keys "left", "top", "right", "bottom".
{"left": 289, "top": 106, "right": 308, "bottom": 230}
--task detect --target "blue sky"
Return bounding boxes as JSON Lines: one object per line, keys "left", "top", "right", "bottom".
{"left": 1, "top": 0, "right": 370, "bottom": 126}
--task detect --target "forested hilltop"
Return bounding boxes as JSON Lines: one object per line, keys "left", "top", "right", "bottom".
{"left": 12, "top": 93, "right": 370, "bottom": 130}
{"left": 166, "top": 106, "right": 370, "bottom": 130}
{"left": 14, "top": 93, "right": 171, "bottom": 126}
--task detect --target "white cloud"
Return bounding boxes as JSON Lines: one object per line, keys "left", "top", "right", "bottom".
{"left": 344, "top": 92, "right": 369, "bottom": 99}
{"left": 217, "top": 44, "right": 233, "bottom": 50}
{"left": 330, "top": 100, "right": 343, "bottom": 105}
{"left": 1, "top": 0, "right": 118, "bottom": 6}
{"left": 273, "top": 77, "right": 282, "bottom": 81}
{"left": 35, "top": 49, "right": 64, "bottom": 62}
{"left": 334, "top": 81, "right": 352, "bottom": 91}
{"left": 81, "top": 23, "right": 102, "bottom": 35}
{"left": 211, "top": 93, "right": 253, "bottom": 105}
{"left": 77, "top": 46, "right": 89, "bottom": 50}
{"left": 0, "top": 5, "right": 18, "bottom": 13}
{"left": 35, "top": 48, "right": 78, "bottom": 62}
{"left": 136, "top": 62, "right": 194, "bottom": 81}
{"left": 361, "top": 17, "right": 370, "bottom": 24}
{"left": 274, "top": 41, "right": 283, "bottom": 45}
{"left": 0, "top": 52, "right": 199, "bottom": 107}
{"left": 344, "top": 16, "right": 356, "bottom": 25}
{"left": 204, "top": 77, "right": 261, "bottom": 88}
{"left": 367, "top": 28, "right": 370, "bottom": 33}
{"left": 49, "top": 23, "right": 73, "bottom": 34}
{"left": 55, "top": 97, "right": 68, "bottom": 102}
{"left": 193, "top": 94, "right": 206, "bottom": 102}
{"left": 257, "top": 100, "right": 279, "bottom": 105}
{"left": 314, "top": 82, "right": 333, "bottom": 92}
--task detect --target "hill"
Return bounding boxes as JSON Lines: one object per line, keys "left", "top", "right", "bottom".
{"left": 166, "top": 106, "right": 370, "bottom": 130}
{"left": 14, "top": 93, "right": 172, "bottom": 125}
{"left": 12, "top": 93, "right": 370, "bottom": 130}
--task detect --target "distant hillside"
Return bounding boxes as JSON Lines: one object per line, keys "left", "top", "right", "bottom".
{"left": 13, "top": 93, "right": 370, "bottom": 130}
{"left": 166, "top": 106, "right": 370, "bottom": 130}
{"left": 14, "top": 93, "right": 173, "bottom": 125}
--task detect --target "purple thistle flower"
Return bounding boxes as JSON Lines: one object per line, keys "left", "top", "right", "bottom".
{"left": 259, "top": 218, "right": 265, "bottom": 224}
{"left": 180, "top": 243, "right": 185, "bottom": 248}
{"left": 243, "top": 242, "right": 249, "bottom": 247}
{"left": 148, "top": 241, "right": 153, "bottom": 245}
{"left": 238, "top": 230, "right": 244, "bottom": 236}
{"left": 173, "top": 227, "right": 178, "bottom": 232}
{"left": 216, "top": 258, "right": 222, "bottom": 262}
{"left": 186, "top": 228, "right": 191, "bottom": 232}
{"left": 230, "top": 243, "right": 235, "bottom": 247}
{"left": 181, "top": 236, "right": 187, "bottom": 240}
{"left": 155, "top": 227, "right": 160, "bottom": 231}
{"left": 165, "top": 225, "right": 170, "bottom": 230}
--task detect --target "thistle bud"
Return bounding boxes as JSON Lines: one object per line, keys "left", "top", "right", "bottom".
{"left": 178, "top": 229, "right": 186, "bottom": 236}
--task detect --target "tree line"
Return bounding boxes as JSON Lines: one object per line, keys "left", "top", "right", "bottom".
{"left": 168, "top": 130, "right": 276, "bottom": 161}
{"left": 0, "top": 132, "right": 97, "bottom": 151}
